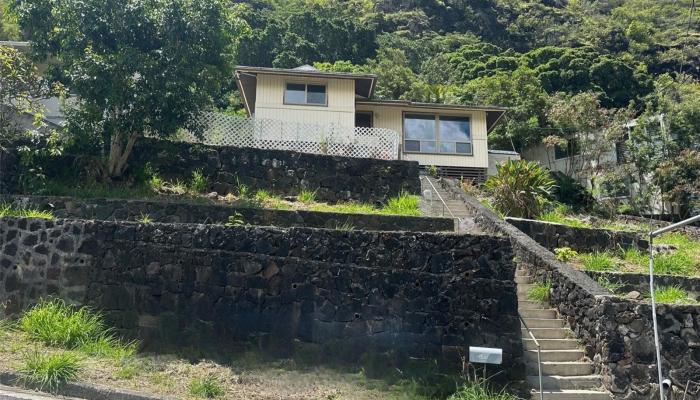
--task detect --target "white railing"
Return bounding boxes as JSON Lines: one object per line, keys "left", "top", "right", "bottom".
{"left": 177, "top": 113, "right": 401, "bottom": 160}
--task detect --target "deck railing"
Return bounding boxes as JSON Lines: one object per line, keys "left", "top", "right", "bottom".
{"left": 177, "top": 113, "right": 401, "bottom": 160}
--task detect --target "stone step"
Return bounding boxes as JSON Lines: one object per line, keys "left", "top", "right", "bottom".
{"left": 516, "top": 269, "right": 531, "bottom": 277}
{"left": 532, "top": 362, "right": 594, "bottom": 376}
{"left": 520, "top": 309, "right": 557, "bottom": 319}
{"left": 519, "top": 300, "right": 547, "bottom": 309}
{"left": 522, "top": 328, "right": 571, "bottom": 339}
{"left": 525, "top": 349, "right": 585, "bottom": 363}
{"left": 529, "top": 390, "right": 610, "bottom": 400}
{"left": 522, "top": 318, "right": 565, "bottom": 328}
{"left": 515, "top": 275, "right": 532, "bottom": 284}
{"left": 523, "top": 339, "right": 581, "bottom": 351}
{"left": 528, "top": 375, "right": 603, "bottom": 391}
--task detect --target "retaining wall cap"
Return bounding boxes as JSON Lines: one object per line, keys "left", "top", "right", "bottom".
{"left": 0, "top": 372, "right": 172, "bottom": 400}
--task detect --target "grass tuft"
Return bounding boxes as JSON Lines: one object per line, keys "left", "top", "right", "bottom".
{"left": 20, "top": 352, "right": 82, "bottom": 390}
{"left": 596, "top": 276, "right": 623, "bottom": 294}
{"left": 189, "top": 375, "right": 225, "bottom": 398}
{"left": 447, "top": 379, "right": 519, "bottom": 400}
{"left": 137, "top": 213, "right": 153, "bottom": 224}
{"left": 19, "top": 299, "right": 134, "bottom": 359}
{"left": 579, "top": 252, "right": 616, "bottom": 272}
{"left": 527, "top": 281, "right": 551, "bottom": 303}
{"left": 654, "top": 285, "right": 697, "bottom": 305}
{"left": 0, "top": 204, "right": 54, "bottom": 220}
{"left": 381, "top": 191, "right": 420, "bottom": 216}
{"left": 190, "top": 170, "right": 209, "bottom": 193}
{"left": 297, "top": 189, "right": 317, "bottom": 203}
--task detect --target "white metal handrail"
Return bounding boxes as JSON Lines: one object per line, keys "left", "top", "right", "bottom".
{"left": 421, "top": 175, "right": 456, "bottom": 219}
{"left": 520, "top": 314, "right": 544, "bottom": 400}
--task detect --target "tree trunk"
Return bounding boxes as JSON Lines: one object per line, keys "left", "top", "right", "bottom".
{"left": 104, "top": 132, "right": 139, "bottom": 180}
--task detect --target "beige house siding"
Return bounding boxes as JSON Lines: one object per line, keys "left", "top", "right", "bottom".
{"left": 357, "top": 104, "right": 489, "bottom": 168}
{"left": 254, "top": 73, "right": 356, "bottom": 127}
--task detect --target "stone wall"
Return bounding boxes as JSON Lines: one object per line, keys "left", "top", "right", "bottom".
{"left": 587, "top": 271, "right": 700, "bottom": 302}
{"left": 0, "top": 216, "right": 522, "bottom": 378}
{"left": 505, "top": 217, "right": 648, "bottom": 253}
{"left": 1, "top": 195, "right": 454, "bottom": 233}
{"left": 129, "top": 139, "right": 421, "bottom": 204}
{"left": 441, "top": 179, "right": 700, "bottom": 400}
{"left": 618, "top": 215, "right": 700, "bottom": 241}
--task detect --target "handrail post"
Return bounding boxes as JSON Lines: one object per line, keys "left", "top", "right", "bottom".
{"left": 520, "top": 315, "right": 543, "bottom": 400}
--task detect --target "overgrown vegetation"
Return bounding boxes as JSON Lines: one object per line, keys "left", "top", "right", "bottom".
{"left": 653, "top": 286, "right": 698, "bottom": 305}
{"left": 0, "top": 204, "right": 54, "bottom": 220}
{"left": 527, "top": 281, "right": 551, "bottom": 304}
{"left": 484, "top": 160, "right": 555, "bottom": 219}
{"left": 189, "top": 375, "right": 225, "bottom": 398}
{"left": 596, "top": 276, "right": 624, "bottom": 294}
{"left": 447, "top": 378, "right": 520, "bottom": 400}
{"left": 554, "top": 247, "right": 578, "bottom": 262}
{"left": 19, "top": 352, "right": 82, "bottom": 390}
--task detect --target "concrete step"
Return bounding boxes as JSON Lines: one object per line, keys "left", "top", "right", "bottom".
{"left": 520, "top": 309, "right": 557, "bottom": 319}
{"left": 522, "top": 318, "right": 565, "bottom": 328}
{"left": 525, "top": 349, "right": 585, "bottom": 363}
{"left": 515, "top": 275, "right": 532, "bottom": 284}
{"left": 522, "top": 328, "right": 571, "bottom": 339}
{"left": 523, "top": 339, "right": 581, "bottom": 351}
{"left": 528, "top": 375, "right": 603, "bottom": 391}
{"left": 532, "top": 362, "right": 594, "bottom": 376}
{"left": 516, "top": 269, "right": 531, "bottom": 277}
{"left": 530, "top": 390, "right": 610, "bottom": 400}
{"left": 519, "top": 300, "right": 547, "bottom": 309}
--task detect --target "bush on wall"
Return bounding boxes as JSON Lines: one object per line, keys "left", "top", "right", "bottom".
{"left": 484, "top": 160, "right": 555, "bottom": 219}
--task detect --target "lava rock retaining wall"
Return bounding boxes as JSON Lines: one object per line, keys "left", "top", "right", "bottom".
{"left": 0, "top": 217, "right": 521, "bottom": 377}
{"left": 1, "top": 195, "right": 454, "bottom": 233}
{"left": 442, "top": 179, "right": 700, "bottom": 400}
{"left": 505, "top": 217, "right": 648, "bottom": 253}
{"left": 586, "top": 271, "right": 700, "bottom": 302}
{"left": 130, "top": 139, "right": 420, "bottom": 204}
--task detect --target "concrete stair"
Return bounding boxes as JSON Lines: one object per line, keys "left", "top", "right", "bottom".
{"left": 419, "top": 176, "right": 472, "bottom": 218}
{"left": 518, "top": 267, "right": 611, "bottom": 400}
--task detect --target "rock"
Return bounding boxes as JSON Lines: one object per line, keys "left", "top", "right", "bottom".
{"left": 626, "top": 291, "right": 643, "bottom": 300}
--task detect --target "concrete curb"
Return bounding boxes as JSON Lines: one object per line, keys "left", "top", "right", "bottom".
{"left": 0, "top": 372, "right": 172, "bottom": 400}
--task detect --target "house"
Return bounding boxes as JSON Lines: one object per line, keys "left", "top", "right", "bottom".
{"left": 235, "top": 65, "right": 509, "bottom": 181}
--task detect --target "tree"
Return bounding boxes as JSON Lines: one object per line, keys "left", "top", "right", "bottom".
{"left": 15, "top": 0, "right": 246, "bottom": 180}
{"left": 0, "top": 0, "right": 20, "bottom": 40}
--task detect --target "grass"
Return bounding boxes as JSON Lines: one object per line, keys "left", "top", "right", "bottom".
{"left": 596, "top": 276, "right": 623, "bottom": 294}
{"left": 190, "top": 170, "right": 209, "bottom": 193}
{"left": 383, "top": 191, "right": 421, "bottom": 216}
{"left": 189, "top": 375, "right": 225, "bottom": 398}
{"left": 19, "top": 299, "right": 134, "bottom": 359}
{"left": 579, "top": 252, "right": 617, "bottom": 272}
{"left": 554, "top": 247, "right": 578, "bottom": 262}
{"left": 41, "top": 180, "right": 156, "bottom": 200}
{"left": 447, "top": 380, "right": 520, "bottom": 400}
{"left": 653, "top": 286, "right": 697, "bottom": 305}
{"left": 298, "top": 189, "right": 318, "bottom": 203}
{"left": 137, "top": 213, "right": 153, "bottom": 224}
{"left": 539, "top": 211, "right": 589, "bottom": 228}
{"left": 0, "top": 204, "right": 54, "bottom": 220}
{"left": 19, "top": 352, "right": 82, "bottom": 390}
{"left": 527, "top": 281, "right": 551, "bottom": 303}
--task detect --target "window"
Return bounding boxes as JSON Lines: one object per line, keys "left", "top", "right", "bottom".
{"left": 403, "top": 114, "right": 471, "bottom": 155}
{"left": 355, "top": 112, "right": 373, "bottom": 128}
{"left": 284, "top": 83, "right": 327, "bottom": 105}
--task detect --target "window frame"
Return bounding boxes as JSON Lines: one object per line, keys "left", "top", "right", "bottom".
{"left": 402, "top": 112, "right": 473, "bottom": 156}
{"left": 283, "top": 81, "right": 328, "bottom": 107}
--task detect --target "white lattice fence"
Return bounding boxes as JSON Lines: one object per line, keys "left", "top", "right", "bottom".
{"left": 176, "top": 113, "right": 400, "bottom": 160}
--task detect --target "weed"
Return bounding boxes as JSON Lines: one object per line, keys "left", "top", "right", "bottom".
{"left": 298, "top": 189, "right": 318, "bottom": 203}
{"left": 596, "top": 276, "right": 623, "bottom": 294}
{"left": 20, "top": 352, "right": 82, "bottom": 390}
{"left": 235, "top": 178, "right": 250, "bottom": 198}
{"left": 539, "top": 211, "right": 588, "bottom": 228}
{"left": 226, "top": 212, "right": 245, "bottom": 226}
{"left": 554, "top": 247, "right": 578, "bottom": 262}
{"left": 334, "top": 222, "right": 355, "bottom": 231}
{"left": 310, "top": 202, "right": 376, "bottom": 214}
{"left": 382, "top": 191, "right": 421, "bottom": 216}
{"left": 527, "top": 281, "right": 551, "bottom": 303}
{"left": 654, "top": 286, "right": 696, "bottom": 305}
{"left": 447, "top": 379, "right": 519, "bottom": 400}
{"left": 580, "top": 252, "right": 616, "bottom": 272}
{"left": 460, "top": 177, "right": 480, "bottom": 196}
{"left": 189, "top": 375, "right": 225, "bottom": 398}
{"left": 147, "top": 172, "right": 165, "bottom": 192}
{"left": 19, "top": 299, "right": 133, "bottom": 358}
{"left": 621, "top": 247, "right": 647, "bottom": 266}
{"left": 137, "top": 213, "right": 152, "bottom": 224}
{"left": 0, "top": 204, "right": 54, "bottom": 220}
{"left": 427, "top": 165, "right": 439, "bottom": 177}
{"left": 190, "top": 170, "right": 209, "bottom": 193}
{"left": 254, "top": 189, "right": 273, "bottom": 203}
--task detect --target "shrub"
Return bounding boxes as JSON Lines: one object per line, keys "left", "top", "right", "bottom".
{"left": 298, "top": 189, "right": 318, "bottom": 203}
{"left": 190, "top": 170, "right": 208, "bottom": 193}
{"left": 189, "top": 375, "right": 225, "bottom": 398}
{"left": 382, "top": 191, "right": 421, "bottom": 216}
{"left": 549, "top": 170, "right": 594, "bottom": 211}
{"left": 580, "top": 252, "right": 616, "bottom": 272}
{"left": 20, "top": 352, "right": 82, "bottom": 390}
{"left": 554, "top": 247, "right": 578, "bottom": 262}
{"left": 527, "top": 281, "right": 551, "bottom": 303}
{"left": 654, "top": 286, "right": 696, "bottom": 305}
{"left": 484, "top": 160, "right": 555, "bottom": 219}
